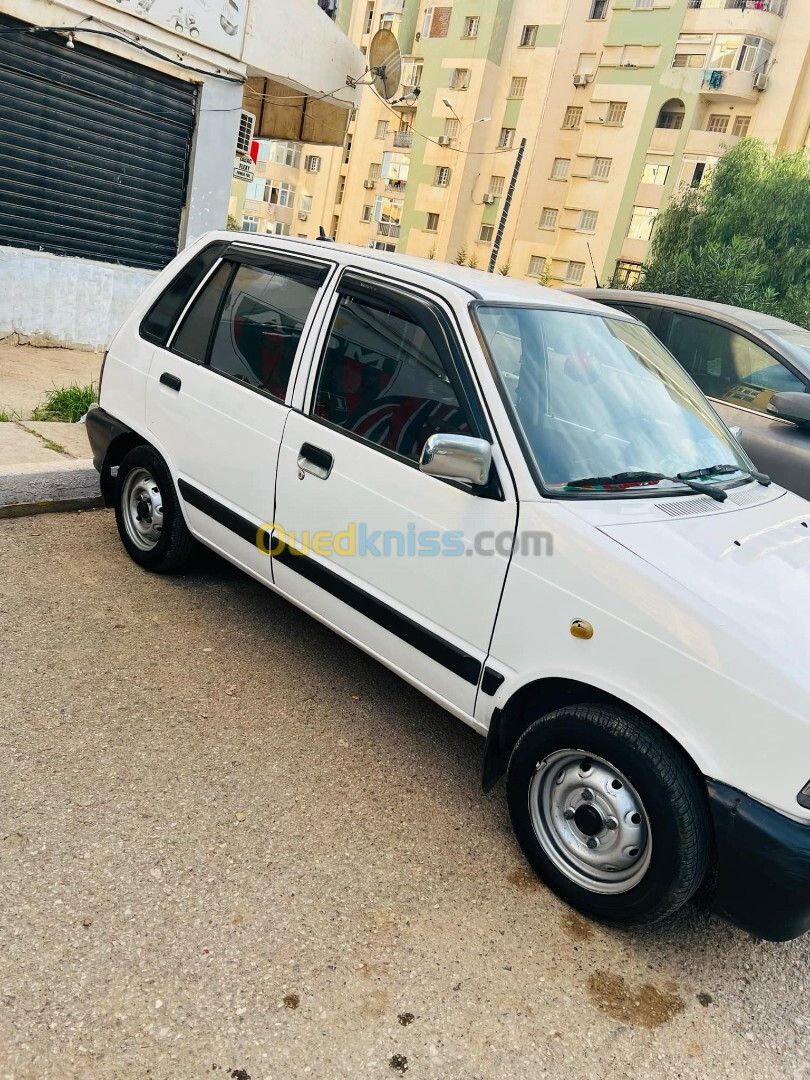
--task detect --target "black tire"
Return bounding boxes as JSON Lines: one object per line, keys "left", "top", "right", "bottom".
{"left": 506, "top": 705, "right": 709, "bottom": 927}
{"left": 113, "top": 445, "right": 196, "bottom": 573}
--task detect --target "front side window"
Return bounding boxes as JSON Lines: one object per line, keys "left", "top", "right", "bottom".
{"left": 312, "top": 291, "right": 473, "bottom": 463}
{"left": 662, "top": 313, "right": 805, "bottom": 411}
{"left": 475, "top": 306, "right": 749, "bottom": 496}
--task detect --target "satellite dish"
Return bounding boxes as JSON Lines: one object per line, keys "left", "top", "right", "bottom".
{"left": 368, "top": 29, "right": 402, "bottom": 100}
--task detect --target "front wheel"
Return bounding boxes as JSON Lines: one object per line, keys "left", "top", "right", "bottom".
{"left": 114, "top": 445, "right": 196, "bottom": 572}
{"left": 506, "top": 705, "right": 710, "bottom": 927}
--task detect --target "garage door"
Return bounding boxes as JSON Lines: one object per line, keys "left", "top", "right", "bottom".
{"left": 0, "top": 13, "right": 198, "bottom": 271}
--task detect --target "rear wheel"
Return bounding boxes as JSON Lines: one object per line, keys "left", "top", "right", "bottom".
{"left": 114, "top": 445, "right": 196, "bottom": 572}
{"left": 506, "top": 704, "right": 709, "bottom": 927}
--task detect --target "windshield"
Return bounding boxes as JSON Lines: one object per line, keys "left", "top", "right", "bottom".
{"left": 475, "top": 305, "right": 751, "bottom": 497}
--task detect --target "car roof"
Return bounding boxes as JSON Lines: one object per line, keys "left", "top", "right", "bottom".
{"left": 209, "top": 231, "right": 620, "bottom": 316}
{"left": 571, "top": 288, "right": 802, "bottom": 334}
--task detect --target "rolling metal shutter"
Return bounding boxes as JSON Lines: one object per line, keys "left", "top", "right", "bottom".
{"left": 0, "top": 13, "right": 198, "bottom": 270}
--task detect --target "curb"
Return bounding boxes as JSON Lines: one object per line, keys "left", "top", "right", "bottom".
{"left": 0, "top": 459, "right": 104, "bottom": 518}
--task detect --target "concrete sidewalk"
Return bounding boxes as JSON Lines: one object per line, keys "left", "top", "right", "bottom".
{"left": 0, "top": 420, "right": 101, "bottom": 517}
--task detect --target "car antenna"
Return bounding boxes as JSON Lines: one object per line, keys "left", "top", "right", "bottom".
{"left": 587, "top": 243, "right": 600, "bottom": 288}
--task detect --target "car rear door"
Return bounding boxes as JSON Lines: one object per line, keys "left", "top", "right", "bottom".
{"left": 271, "top": 270, "right": 518, "bottom": 720}
{"left": 145, "top": 242, "right": 336, "bottom": 579}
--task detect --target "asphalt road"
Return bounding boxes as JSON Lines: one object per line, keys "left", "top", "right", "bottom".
{"left": 1, "top": 511, "right": 808, "bottom": 1080}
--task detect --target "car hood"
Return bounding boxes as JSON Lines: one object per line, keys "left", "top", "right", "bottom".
{"left": 596, "top": 490, "right": 810, "bottom": 671}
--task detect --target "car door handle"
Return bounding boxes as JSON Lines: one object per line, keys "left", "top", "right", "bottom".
{"left": 298, "top": 442, "right": 333, "bottom": 480}
{"left": 160, "top": 372, "right": 182, "bottom": 392}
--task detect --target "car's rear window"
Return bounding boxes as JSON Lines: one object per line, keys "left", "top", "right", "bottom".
{"left": 140, "top": 242, "right": 227, "bottom": 346}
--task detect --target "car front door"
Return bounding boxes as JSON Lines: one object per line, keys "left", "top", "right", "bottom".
{"left": 145, "top": 243, "right": 335, "bottom": 579}
{"left": 271, "top": 272, "right": 518, "bottom": 719}
{"left": 660, "top": 311, "right": 810, "bottom": 496}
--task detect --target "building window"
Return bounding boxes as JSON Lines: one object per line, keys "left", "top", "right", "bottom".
{"left": 266, "top": 181, "right": 296, "bottom": 207}
{"left": 424, "top": 5, "right": 451, "bottom": 38}
{"left": 444, "top": 118, "right": 460, "bottom": 140}
{"left": 520, "top": 25, "right": 538, "bottom": 47}
{"left": 656, "top": 99, "right": 685, "bottom": 129}
{"left": 577, "top": 209, "right": 599, "bottom": 233}
{"left": 672, "top": 34, "right": 709, "bottom": 69}
{"left": 565, "top": 261, "right": 585, "bottom": 285}
{"left": 245, "top": 177, "right": 265, "bottom": 201}
{"left": 550, "top": 157, "right": 570, "bottom": 180}
{"left": 591, "top": 156, "right": 612, "bottom": 180}
{"left": 241, "top": 215, "right": 259, "bottom": 233}
{"left": 361, "top": 204, "right": 373, "bottom": 222}
{"left": 539, "top": 207, "right": 558, "bottom": 230}
{"left": 369, "top": 162, "right": 382, "bottom": 181}
{"left": 589, "top": 0, "right": 608, "bottom": 19}
{"left": 527, "top": 255, "right": 546, "bottom": 278}
{"left": 613, "top": 260, "right": 643, "bottom": 289}
{"left": 267, "top": 221, "right": 291, "bottom": 236}
{"left": 336, "top": 178, "right": 345, "bottom": 205}
{"left": 605, "top": 101, "right": 627, "bottom": 125}
{"left": 267, "top": 141, "right": 301, "bottom": 168}
{"left": 498, "top": 127, "right": 515, "bottom": 148}
{"left": 435, "top": 166, "right": 451, "bottom": 186}
{"left": 509, "top": 76, "right": 527, "bottom": 98}
{"left": 707, "top": 114, "right": 730, "bottom": 133}
{"left": 375, "top": 120, "right": 389, "bottom": 139}
{"left": 562, "top": 106, "right": 583, "bottom": 130}
{"left": 425, "top": 212, "right": 440, "bottom": 232}
{"left": 301, "top": 194, "right": 313, "bottom": 213}
{"left": 421, "top": 6, "right": 433, "bottom": 36}
{"left": 364, "top": 1, "right": 374, "bottom": 34}
{"left": 478, "top": 224, "right": 494, "bottom": 243}
{"left": 641, "top": 161, "right": 669, "bottom": 184}
{"left": 627, "top": 205, "right": 658, "bottom": 241}
{"left": 463, "top": 15, "right": 480, "bottom": 37}
{"left": 489, "top": 175, "right": 505, "bottom": 196}
{"left": 305, "top": 155, "right": 321, "bottom": 173}
{"left": 450, "top": 68, "right": 471, "bottom": 90}
{"left": 709, "top": 34, "right": 773, "bottom": 75}
{"left": 732, "top": 115, "right": 751, "bottom": 137}
{"left": 577, "top": 53, "right": 597, "bottom": 76}
{"left": 344, "top": 137, "right": 352, "bottom": 165}
{"left": 634, "top": 0, "right": 653, "bottom": 9}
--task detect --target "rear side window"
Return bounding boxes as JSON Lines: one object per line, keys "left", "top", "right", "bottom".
{"left": 140, "top": 242, "right": 227, "bottom": 346}
{"left": 208, "top": 262, "right": 325, "bottom": 401}
{"left": 172, "top": 262, "right": 233, "bottom": 363}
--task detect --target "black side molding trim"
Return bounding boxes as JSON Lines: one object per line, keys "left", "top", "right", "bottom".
{"left": 274, "top": 539, "right": 481, "bottom": 685}
{"left": 178, "top": 479, "right": 269, "bottom": 551}
{"left": 176, "top": 481, "right": 482, "bottom": 686}
{"left": 481, "top": 667, "right": 505, "bottom": 696}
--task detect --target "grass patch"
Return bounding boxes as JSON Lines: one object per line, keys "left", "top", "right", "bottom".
{"left": 32, "top": 381, "right": 98, "bottom": 423}
{"left": 0, "top": 408, "right": 22, "bottom": 422}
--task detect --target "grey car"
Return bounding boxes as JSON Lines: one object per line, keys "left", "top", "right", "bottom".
{"left": 573, "top": 290, "right": 810, "bottom": 500}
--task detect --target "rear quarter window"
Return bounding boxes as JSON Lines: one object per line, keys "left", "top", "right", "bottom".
{"left": 140, "top": 242, "right": 228, "bottom": 346}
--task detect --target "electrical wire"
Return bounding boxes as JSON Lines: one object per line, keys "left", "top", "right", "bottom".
{"left": 370, "top": 87, "right": 519, "bottom": 157}
{"left": 242, "top": 81, "right": 353, "bottom": 110}
{"left": 0, "top": 23, "right": 244, "bottom": 83}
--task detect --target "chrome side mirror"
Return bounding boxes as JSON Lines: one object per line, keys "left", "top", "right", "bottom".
{"left": 419, "top": 433, "right": 492, "bottom": 486}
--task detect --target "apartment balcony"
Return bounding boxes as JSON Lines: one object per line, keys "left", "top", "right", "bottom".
{"left": 648, "top": 127, "right": 681, "bottom": 154}
{"left": 700, "top": 68, "right": 761, "bottom": 103}
{"left": 683, "top": 0, "right": 785, "bottom": 41}
{"left": 383, "top": 178, "right": 408, "bottom": 194}
{"left": 684, "top": 128, "right": 742, "bottom": 157}
{"left": 392, "top": 131, "right": 414, "bottom": 149}
{"left": 377, "top": 221, "right": 401, "bottom": 238}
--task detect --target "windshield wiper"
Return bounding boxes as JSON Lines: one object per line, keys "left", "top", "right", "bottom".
{"left": 679, "top": 464, "right": 771, "bottom": 486}
{"left": 566, "top": 470, "right": 728, "bottom": 502}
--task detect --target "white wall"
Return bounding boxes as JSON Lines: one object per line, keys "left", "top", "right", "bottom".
{"left": 0, "top": 247, "right": 156, "bottom": 351}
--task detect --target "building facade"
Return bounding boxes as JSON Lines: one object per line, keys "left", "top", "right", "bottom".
{"left": 233, "top": 0, "right": 810, "bottom": 288}
{"left": 0, "top": 0, "right": 361, "bottom": 349}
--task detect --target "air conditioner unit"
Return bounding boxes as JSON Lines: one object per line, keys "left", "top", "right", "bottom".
{"left": 363, "top": 179, "right": 376, "bottom": 189}
{"left": 236, "top": 111, "right": 255, "bottom": 156}
{"left": 573, "top": 74, "right": 591, "bottom": 87}
{"left": 753, "top": 72, "right": 769, "bottom": 91}
{"left": 298, "top": 212, "right": 309, "bottom": 221}
{"left": 437, "top": 135, "right": 452, "bottom": 146}
{"left": 482, "top": 193, "right": 496, "bottom": 204}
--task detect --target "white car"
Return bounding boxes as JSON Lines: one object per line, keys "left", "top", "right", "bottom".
{"left": 86, "top": 234, "right": 810, "bottom": 940}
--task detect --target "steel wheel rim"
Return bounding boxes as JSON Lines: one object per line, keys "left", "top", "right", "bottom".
{"left": 528, "top": 749, "right": 652, "bottom": 895}
{"left": 121, "top": 467, "right": 164, "bottom": 551}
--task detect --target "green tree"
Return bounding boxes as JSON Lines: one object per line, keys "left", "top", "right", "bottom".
{"left": 226, "top": 214, "right": 240, "bottom": 231}
{"left": 635, "top": 140, "right": 810, "bottom": 328}
{"left": 453, "top": 247, "right": 468, "bottom": 266}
